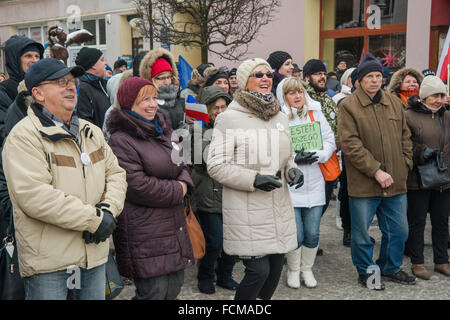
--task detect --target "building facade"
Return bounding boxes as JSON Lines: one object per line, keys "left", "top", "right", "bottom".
{"left": 1, "top": 0, "right": 449, "bottom": 75}
{"left": 208, "top": 0, "right": 449, "bottom": 74}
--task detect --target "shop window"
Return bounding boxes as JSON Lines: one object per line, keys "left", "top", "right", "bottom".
{"left": 369, "top": 33, "right": 406, "bottom": 68}
{"left": 322, "top": 37, "right": 364, "bottom": 72}
{"left": 370, "top": 0, "right": 408, "bottom": 25}
{"left": 323, "top": 0, "right": 366, "bottom": 31}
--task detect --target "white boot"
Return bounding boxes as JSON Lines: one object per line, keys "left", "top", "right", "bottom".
{"left": 286, "top": 248, "right": 301, "bottom": 289}
{"left": 301, "top": 246, "right": 319, "bottom": 288}
{"left": 336, "top": 199, "right": 343, "bottom": 230}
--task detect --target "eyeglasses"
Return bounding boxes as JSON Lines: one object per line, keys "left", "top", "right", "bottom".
{"left": 154, "top": 75, "right": 172, "bottom": 82}
{"left": 39, "top": 78, "right": 80, "bottom": 88}
{"left": 249, "top": 72, "right": 274, "bottom": 79}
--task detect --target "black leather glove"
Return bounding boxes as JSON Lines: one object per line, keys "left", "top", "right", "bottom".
{"left": 288, "top": 168, "right": 304, "bottom": 189}
{"left": 82, "top": 231, "right": 95, "bottom": 244}
{"left": 423, "top": 147, "right": 437, "bottom": 161}
{"left": 294, "top": 148, "right": 319, "bottom": 165}
{"left": 253, "top": 174, "right": 282, "bottom": 192}
{"left": 92, "top": 208, "right": 117, "bottom": 244}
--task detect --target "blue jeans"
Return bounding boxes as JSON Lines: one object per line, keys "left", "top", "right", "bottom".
{"left": 197, "top": 211, "right": 236, "bottom": 283}
{"left": 349, "top": 194, "right": 408, "bottom": 275}
{"left": 294, "top": 206, "right": 323, "bottom": 248}
{"left": 23, "top": 264, "right": 106, "bottom": 300}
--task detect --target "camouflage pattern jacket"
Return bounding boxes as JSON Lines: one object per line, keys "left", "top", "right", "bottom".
{"left": 305, "top": 84, "right": 338, "bottom": 142}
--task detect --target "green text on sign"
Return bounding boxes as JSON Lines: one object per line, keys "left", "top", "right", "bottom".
{"left": 290, "top": 122, "right": 323, "bottom": 153}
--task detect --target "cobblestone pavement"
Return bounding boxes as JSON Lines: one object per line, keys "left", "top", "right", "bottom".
{"left": 116, "top": 200, "right": 450, "bottom": 300}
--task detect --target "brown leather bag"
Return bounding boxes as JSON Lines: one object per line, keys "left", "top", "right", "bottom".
{"left": 184, "top": 198, "right": 206, "bottom": 260}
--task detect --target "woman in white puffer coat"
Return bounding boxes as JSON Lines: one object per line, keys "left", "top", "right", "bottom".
{"left": 276, "top": 77, "right": 337, "bottom": 289}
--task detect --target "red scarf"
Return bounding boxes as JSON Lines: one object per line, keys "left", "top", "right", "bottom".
{"left": 398, "top": 89, "right": 419, "bottom": 107}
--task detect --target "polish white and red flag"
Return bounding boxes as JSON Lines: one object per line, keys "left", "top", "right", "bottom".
{"left": 436, "top": 27, "right": 450, "bottom": 83}
{"left": 185, "top": 95, "right": 210, "bottom": 123}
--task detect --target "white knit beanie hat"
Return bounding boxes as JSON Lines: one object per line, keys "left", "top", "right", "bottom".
{"left": 340, "top": 67, "right": 356, "bottom": 87}
{"left": 419, "top": 75, "right": 447, "bottom": 100}
{"left": 237, "top": 58, "right": 273, "bottom": 90}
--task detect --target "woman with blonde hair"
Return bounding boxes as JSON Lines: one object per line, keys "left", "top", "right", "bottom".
{"left": 276, "top": 77, "right": 337, "bottom": 288}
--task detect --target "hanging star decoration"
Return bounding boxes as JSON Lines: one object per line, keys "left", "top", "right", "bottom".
{"left": 381, "top": 46, "right": 399, "bottom": 67}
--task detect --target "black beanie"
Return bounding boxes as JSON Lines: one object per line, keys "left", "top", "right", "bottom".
{"left": 197, "top": 63, "right": 213, "bottom": 77}
{"left": 21, "top": 43, "right": 44, "bottom": 57}
{"left": 229, "top": 68, "right": 237, "bottom": 76}
{"left": 75, "top": 47, "right": 103, "bottom": 71}
{"left": 303, "top": 59, "right": 327, "bottom": 78}
{"left": 357, "top": 53, "right": 382, "bottom": 82}
{"left": 267, "top": 51, "right": 292, "bottom": 72}
{"left": 205, "top": 70, "right": 229, "bottom": 87}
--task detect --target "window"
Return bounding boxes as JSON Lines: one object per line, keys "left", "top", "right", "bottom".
{"left": 83, "top": 20, "right": 96, "bottom": 46}
{"left": 67, "top": 18, "right": 106, "bottom": 47}
{"left": 369, "top": 33, "right": 406, "bottom": 68}
{"left": 323, "top": 0, "right": 366, "bottom": 31}
{"left": 320, "top": 0, "right": 407, "bottom": 69}
{"left": 99, "top": 19, "right": 106, "bottom": 45}
{"left": 370, "top": 0, "right": 408, "bottom": 25}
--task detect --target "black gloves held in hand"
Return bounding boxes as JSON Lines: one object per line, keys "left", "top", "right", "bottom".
{"left": 294, "top": 148, "right": 319, "bottom": 165}
{"left": 253, "top": 173, "right": 282, "bottom": 192}
{"left": 288, "top": 168, "right": 304, "bottom": 189}
{"left": 83, "top": 203, "right": 117, "bottom": 244}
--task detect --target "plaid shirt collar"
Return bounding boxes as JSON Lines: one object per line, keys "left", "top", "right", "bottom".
{"left": 41, "top": 107, "right": 79, "bottom": 138}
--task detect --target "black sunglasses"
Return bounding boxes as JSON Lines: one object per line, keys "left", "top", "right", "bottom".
{"left": 250, "top": 72, "right": 274, "bottom": 79}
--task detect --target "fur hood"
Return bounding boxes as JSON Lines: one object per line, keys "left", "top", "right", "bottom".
{"left": 139, "top": 47, "right": 179, "bottom": 85}
{"left": 387, "top": 67, "right": 423, "bottom": 95}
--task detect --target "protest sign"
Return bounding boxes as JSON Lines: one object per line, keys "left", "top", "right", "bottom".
{"left": 290, "top": 122, "right": 323, "bottom": 152}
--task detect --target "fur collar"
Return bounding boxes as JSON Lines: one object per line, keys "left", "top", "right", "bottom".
{"left": 233, "top": 89, "right": 280, "bottom": 121}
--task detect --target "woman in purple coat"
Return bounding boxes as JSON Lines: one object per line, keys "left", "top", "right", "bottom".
{"left": 107, "top": 77, "right": 195, "bottom": 300}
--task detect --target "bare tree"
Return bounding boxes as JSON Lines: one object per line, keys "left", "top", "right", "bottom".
{"left": 134, "top": 0, "right": 280, "bottom": 63}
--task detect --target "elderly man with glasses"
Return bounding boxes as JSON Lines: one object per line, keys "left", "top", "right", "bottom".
{"left": 2, "top": 58, "right": 127, "bottom": 300}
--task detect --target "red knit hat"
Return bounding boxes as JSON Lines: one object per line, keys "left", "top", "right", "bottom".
{"left": 151, "top": 57, "right": 172, "bottom": 79}
{"left": 117, "top": 77, "right": 154, "bottom": 110}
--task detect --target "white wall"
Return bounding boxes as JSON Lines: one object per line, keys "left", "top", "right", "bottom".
{"left": 405, "top": 0, "right": 432, "bottom": 70}
{"left": 208, "top": 1, "right": 306, "bottom": 69}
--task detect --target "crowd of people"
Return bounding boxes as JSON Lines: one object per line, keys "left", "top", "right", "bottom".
{"left": 0, "top": 34, "right": 449, "bottom": 300}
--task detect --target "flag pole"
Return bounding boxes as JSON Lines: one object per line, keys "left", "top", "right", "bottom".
{"left": 447, "top": 63, "right": 449, "bottom": 96}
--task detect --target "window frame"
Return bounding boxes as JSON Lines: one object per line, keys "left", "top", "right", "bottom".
{"left": 319, "top": 0, "right": 407, "bottom": 60}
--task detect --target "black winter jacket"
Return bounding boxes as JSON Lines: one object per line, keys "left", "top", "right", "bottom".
{"left": 0, "top": 36, "right": 43, "bottom": 143}
{"left": 76, "top": 73, "right": 110, "bottom": 128}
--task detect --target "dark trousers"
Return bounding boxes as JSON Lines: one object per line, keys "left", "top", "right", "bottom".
{"left": 338, "top": 154, "right": 351, "bottom": 232}
{"left": 234, "top": 254, "right": 284, "bottom": 300}
{"left": 322, "top": 178, "right": 338, "bottom": 215}
{"left": 197, "top": 211, "right": 236, "bottom": 283}
{"left": 405, "top": 189, "right": 450, "bottom": 265}
{"left": 133, "top": 269, "right": 184, "bottom": 300}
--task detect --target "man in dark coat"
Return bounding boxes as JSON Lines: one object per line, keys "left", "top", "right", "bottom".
{"left": 75, "top": 47, "right": 110, "bottom": 128}
{"left": 0, "top": 35, "right": 43, "bottom": 143}
{"left": 0, "top": 35, "right": 43, "bottom": 239}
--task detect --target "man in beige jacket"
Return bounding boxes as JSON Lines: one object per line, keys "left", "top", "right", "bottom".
{"left": 2, "top": 58, "right": 127, "bottom": 300}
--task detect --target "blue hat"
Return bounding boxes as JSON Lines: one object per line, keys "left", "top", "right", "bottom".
{"left": 25, "top": 58, "right": 85, "bottom": 92}
{"left": 357, "top": 53, "right": 383, "bottom": 82}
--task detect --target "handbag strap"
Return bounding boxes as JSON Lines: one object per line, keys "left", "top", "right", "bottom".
{"left": 308, "top": 110, "right": 315, "bottom": 122}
